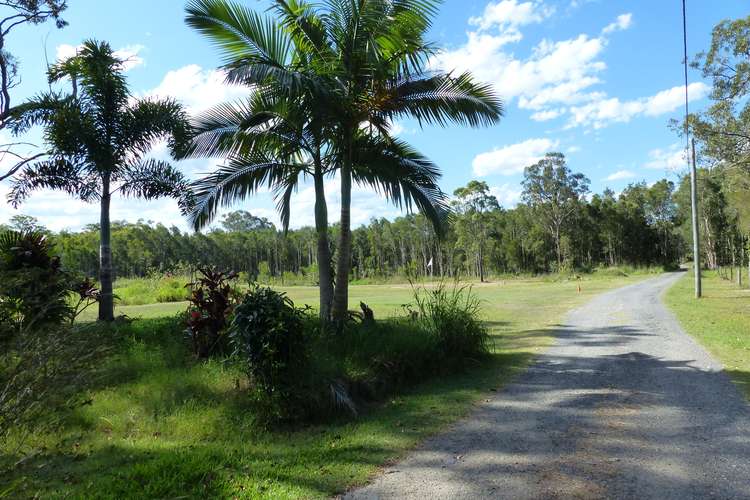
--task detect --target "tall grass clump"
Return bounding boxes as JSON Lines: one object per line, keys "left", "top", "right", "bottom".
{"left": 410, "top": 281, "right": 490, "bottom": 367}
{"left": 114, "top": 275, "right": 190, "bottom": 305}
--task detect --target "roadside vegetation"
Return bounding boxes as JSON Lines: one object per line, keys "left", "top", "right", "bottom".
{"left": 1, "top": 270, "right": 644, "bottom": 498}
{"left": 0, "top": 0, "right": 749, "bottom": 498}
{"left": 666, "top": 269, "right": 750, "bottom": 398}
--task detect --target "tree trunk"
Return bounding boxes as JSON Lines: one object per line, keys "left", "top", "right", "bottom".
{"left": 740, "top": 242, "right": 745, "bottom": 288}
{"left": 332, "top": 161, "right": 352, "bottom": 323}
{"left": 313, "top": 163, "right": 333, "bottom": 322}
{"left": 98, "top": 173, "right": 114, "bottom": 321}
{"left": 478, "top": 243, "right": 485, "bottom": 282}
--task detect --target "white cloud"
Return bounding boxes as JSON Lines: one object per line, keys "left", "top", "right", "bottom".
{"left": 530, "top": 108, "right": 563, "bottom": 121}
{"left": 431, "top": 8, "right": 641, "bottom": 119}
{"left": 433, "top": 31, "right": 608, "bottom": 112}
{"left": 489, "top": 183, "right": 523, "bottom": 207}
{"left": 0, "top": 187, "right": 189, "bottom": 232}
{"left": 567, "top": 82, "right": 710, "bottom": 129}
{"left": 114, "top": 45, "right": 146, "bottom": 71}
{"left": 602, "top": 13, "right": 632, "bottom": 34}
{"left": 472, "top": 137, "right": 559, "bottom": 176}
{"left": 55, "top": 44, "right": 77, "bottom": 61}
{"left": 389, "top": 121, "right": 416, "bottom": 136}
{"left": 605, "top": 170, "right": 635, "bottom": 181}
{"left": 643, "top": 82, "right": 709, "bottom": 116}
{"left": 430, "top": 10, "right": 703, "bottom": 131}
{"left": 469, "top": 0, "right": 554, "bottom": 32}
{"left": 645, "top": 144, "right": 688, "bottom": 173}
{"left": 145, "top": 64, "right": 247, "bottom": 113}
{"left": 567, "top": 145, "right": 582, "bottom": 153}
{"left": 55, "top": 43, "right": 146, "bottom": 71}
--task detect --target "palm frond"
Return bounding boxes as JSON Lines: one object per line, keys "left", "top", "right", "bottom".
{"left": 121, "top": 98, "right": 191, "bottom": 158}
{"left": 185, "top": 0, "right": 292, "bottom": 67}
{"left": 272, "top": 0, "right": 336, "bottom": 65}
{"left": 186, "top": 154, "right": 303, "bottom": 230}
{"left": 351, "top": 135, "right": 450, "bottom": 236}
{"left": 117, "top": 159, "right": 189, "bottom": 203}
{"left": 384, "top": 71, "right": 503, "bottom": 128}
{"left": 8, "top": 157, "right": 100, "bottom": 207}
{"left": 68, "top": 40, "right": 131, "bottom": 120}
{"left": 6, "top": 91, "right": 69, "bottom": 135}
{"left": 274, "top": 169, "right": 301, "bottom": 233}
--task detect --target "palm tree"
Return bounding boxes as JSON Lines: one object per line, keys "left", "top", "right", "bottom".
{"left": 7, "top": 40, "right": 191, "bottom": 321}
{"left": 310, "top": 0, "right": 504, "bottom": 321}
{"left": 184, "top": 0, "right": 501, "bottom": 323}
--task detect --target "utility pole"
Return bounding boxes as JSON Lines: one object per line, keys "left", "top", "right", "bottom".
{"left": 690, "top": 138, "right": 701, "bottom": 298}
{"left": 683, "top": 0, "right": 701, "bottom": 298}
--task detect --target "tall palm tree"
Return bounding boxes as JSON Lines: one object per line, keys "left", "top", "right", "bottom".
{"left": 184, "top": 0, "right": 338, "bottom": 318}
{"left": 184, "top": 0, "right": 501, "bottom": 323}
{"left": 310, "top": 0, "right": 504, "bottom": 321}
{"left": 7, "top": 40, "right": 191, "bottom": 321}
{"left": 183, "top": 89, "right": 338, "bottom": 318}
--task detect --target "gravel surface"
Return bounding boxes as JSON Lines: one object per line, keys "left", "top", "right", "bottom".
{"left": 345, "top": 273, "right": 750, "bottom": 499}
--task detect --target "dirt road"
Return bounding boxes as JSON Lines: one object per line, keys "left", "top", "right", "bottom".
{"left": 346, "top": 273, "right": 750, "bottom": 499}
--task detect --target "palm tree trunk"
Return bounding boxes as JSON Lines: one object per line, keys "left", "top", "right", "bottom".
{"left": 313, "top": 163, "right": 333, "bottom": 321}
{"left": 98, "top": 172, "right": 114, "bottom": 321}
{"left": 332, "top": 161, "right": 352, "bottom": 323}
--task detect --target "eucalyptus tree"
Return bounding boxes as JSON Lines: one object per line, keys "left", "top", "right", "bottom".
{"left": 0, "top": 0, "right": 69, "bottom": 181}
{"left": 522, "top": 153, "right": 590, "bottom": 270}
{"left": 452, "top": 181, "right": 500, "bottom": 282}
{"left": 6, "top": 40, "right": 191, "bottom": 321}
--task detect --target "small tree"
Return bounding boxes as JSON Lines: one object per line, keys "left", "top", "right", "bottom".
{"left": 522, "top": 153, "right": 589, "bottom": 270}
{"left": 7, "top": 40, "right": 191, "bottom": 321}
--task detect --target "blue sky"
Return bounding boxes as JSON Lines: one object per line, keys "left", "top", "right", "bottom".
{"left": 1, "top": 0, "right": 746, "bottom": 232}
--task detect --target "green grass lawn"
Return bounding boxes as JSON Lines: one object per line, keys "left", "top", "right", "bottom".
{"left": 5, "top": 274, "right": 648, "bottom": 498}
{"left": 665, "top": 268, "right": 750, "bottom": 399}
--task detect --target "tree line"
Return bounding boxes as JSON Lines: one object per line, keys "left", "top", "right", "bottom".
{"left": 15, "top": 148, "right": 730, "bottom": 283}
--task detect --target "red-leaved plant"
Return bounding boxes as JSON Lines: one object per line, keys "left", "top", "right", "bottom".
{"left": 185, "top": 267, "right": 239, "bottom": 358}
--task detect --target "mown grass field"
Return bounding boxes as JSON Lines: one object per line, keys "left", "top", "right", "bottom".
{"left": 665, "top": 268, "right": 750, "bottom": 399}
{"left": 4, "top": 273, "right": 650, "bottom": 498}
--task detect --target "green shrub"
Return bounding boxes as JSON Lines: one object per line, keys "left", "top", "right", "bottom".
{"left": 229, "top": 286, "right": 310, "bottom": 422}
{"left": 223, "top": 281, "right": 490, "bottom": 425}
{"left": 0, "top": 231, "right": 96, "bottom": 339}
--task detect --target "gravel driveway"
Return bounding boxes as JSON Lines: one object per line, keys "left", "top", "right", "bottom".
{"left": 345, "top": 273, "right": 750, "bottom": 499}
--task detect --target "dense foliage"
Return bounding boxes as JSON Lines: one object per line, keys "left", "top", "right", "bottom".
{"left": 0, "top": 230, "right": 98, "bottom": 339}
{"left": 672, "top": 14, "right": 750, "bottom": 281}
{"left": 31, "top": 161, "right": 694, "bottom": 285}
{"left": 230, "top": 286, "right": 309, "bottom": 422}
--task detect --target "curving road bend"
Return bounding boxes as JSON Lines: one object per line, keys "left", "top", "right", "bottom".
{"left": 345, "top": 273, "right": 750, "bottom": 499}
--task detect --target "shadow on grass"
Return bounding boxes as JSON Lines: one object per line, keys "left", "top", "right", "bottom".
{"left": 2, "top": 309, "right": 534, "bottom": 499}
